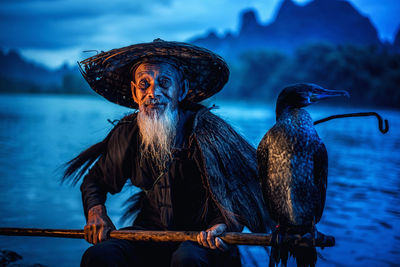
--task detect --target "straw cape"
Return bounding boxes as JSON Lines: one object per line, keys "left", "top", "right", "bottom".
{"left": 78, "top": 39, "right": 230, "bottom": 109}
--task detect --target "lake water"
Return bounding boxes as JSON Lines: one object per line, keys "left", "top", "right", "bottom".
{"left": 0, "top": 94, "right": 399, "bottom": 267}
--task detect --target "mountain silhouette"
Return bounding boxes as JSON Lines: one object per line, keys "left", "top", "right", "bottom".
{"left": 190, "top": 0, "right": 381, "bottom": 57}
{"left": 395, "top": 27, "right": 400, "bottom": 50}
{"left": 0, "top": 50, "right": 91, "bottom": 94}
{"left": 0, "top": 50, "right": 72, "bottom": 86}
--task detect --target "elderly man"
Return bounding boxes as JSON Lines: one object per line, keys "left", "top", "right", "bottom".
{"left": 64, "top": 39, "right": 270, "bottom": 267}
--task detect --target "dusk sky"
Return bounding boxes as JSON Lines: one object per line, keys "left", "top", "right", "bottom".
{"left": 1, "top": 0, "right": 399, "bottom": 69}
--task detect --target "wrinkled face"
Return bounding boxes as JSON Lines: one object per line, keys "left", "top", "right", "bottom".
{"left": 131, "top": 62, "right": 187, "bottom": 116}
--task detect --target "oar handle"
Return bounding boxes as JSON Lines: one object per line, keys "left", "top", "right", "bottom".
{"left": 0, "top": 227, "right": 335, "bottom": 247}
{"left": 109, "top": 230, "right": 273, "bottom": 245}
{"left": 0, "top": 228, "right": 84, "bottom": 239}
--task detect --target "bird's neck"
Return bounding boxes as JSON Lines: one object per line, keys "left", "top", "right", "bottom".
{"left": 276, "top": 104, "right": 295, "bottom": 121}
{"left": 276, "top": 106, "right": 313, "bottom": 127}
{"left": 276, "top": 99, "right": 296, "bottom": 120}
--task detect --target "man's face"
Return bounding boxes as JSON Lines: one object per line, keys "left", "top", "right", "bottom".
{"left": 131, "top": 62, "right": 186, "bottom": 116}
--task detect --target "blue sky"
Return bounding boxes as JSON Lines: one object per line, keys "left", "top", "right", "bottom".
{"left": 1, "top": 0, "right": 399, "bottom": 69}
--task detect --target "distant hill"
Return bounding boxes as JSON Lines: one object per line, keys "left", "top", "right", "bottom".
{"left": 0, "top": 0, "right": 398, "bottom": 108}
{"left": 0, "top": 50, "right": 71, "bottom": 86}
{"left": 189, "top": 0, "right": 400, "bottom": 108}
{"left": 0, "top": 50, "right": 90, "bottom": 94}
{"left": 190, "top": 0, "right": 382, "bottom": 58}
{"left": 395, "top": 28, "right": 400, "bottom": 51}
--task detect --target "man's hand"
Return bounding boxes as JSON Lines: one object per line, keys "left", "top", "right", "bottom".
{"left": 84, "top": 204, "right": 116, "bottom": 245}
{"left": 197, "top": 223, "right": 229, "bottom": 251}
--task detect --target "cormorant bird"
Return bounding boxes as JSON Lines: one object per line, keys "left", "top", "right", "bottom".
{"left": 257, "top": 83, "right": 349, "bottom": 267}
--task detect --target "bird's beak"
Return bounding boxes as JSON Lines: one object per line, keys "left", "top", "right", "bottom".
{"left": 310, "top": 88, "right": 350, "bottom": 103}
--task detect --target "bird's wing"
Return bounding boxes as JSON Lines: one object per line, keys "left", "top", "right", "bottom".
{"left": 313, "top": 142, "right": 328, "bottom": 223}
{"left": 194, "top": 109, "right": 273, "bottom": 233}
{"left": 256, "top": 135, "right": 271, "bottom": 217}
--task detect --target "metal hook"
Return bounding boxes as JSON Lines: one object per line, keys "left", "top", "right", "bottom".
{"left": 314, "top": 112, "right": 389, "bottom": 134}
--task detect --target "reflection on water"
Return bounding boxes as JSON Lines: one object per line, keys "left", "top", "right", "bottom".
{"left": 0, "top": 94, "right": 399, "bottom": 266}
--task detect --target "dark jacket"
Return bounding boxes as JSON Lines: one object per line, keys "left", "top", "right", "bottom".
{"left": 66, "top": 103, "right": 271, "bottom": 233}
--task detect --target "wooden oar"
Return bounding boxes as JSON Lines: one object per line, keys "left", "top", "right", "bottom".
{"left": 0, "top": 227, "right": 335, "bottom": 247}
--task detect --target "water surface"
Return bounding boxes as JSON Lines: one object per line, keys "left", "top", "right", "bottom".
{"left": 0, "top": 94, "right": 399, "bottom": 266}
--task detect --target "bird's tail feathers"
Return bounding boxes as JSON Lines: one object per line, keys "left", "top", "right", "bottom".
{"left": 268, "top": 225, "right": 318, "bottom": 267}
{"left": 269, "top": 243, "right": 317, "bottom": 267}
{"left": 290, "top": 246, "right": 317, "bottom": 267}
{"left": 269, "top": 243, "right": 289, "bottom": 267}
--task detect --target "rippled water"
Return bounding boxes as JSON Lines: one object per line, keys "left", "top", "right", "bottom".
{"left": 0, "top": 94, "right": 399, "bottom": 266}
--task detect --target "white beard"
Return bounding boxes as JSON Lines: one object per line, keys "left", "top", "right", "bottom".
{"left": 137, "top": 105, "right": 178, "bottom": 172}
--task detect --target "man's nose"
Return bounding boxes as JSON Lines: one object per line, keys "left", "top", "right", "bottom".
{"left": 146, "top": 83, "right": 162, "bottom": 98}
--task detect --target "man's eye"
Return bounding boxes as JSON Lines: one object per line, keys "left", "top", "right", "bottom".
{"left": 159, "top": 78, "right": 171, "bottom": 88}
{"left": 138, "top": 80, "right": 149, "bottom": 89}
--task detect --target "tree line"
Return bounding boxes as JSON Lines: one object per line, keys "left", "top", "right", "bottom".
{"left": 222, "top": 43, "right": 400, "bottom": 108}
{"left": 1, "top": 43, "right": 399, "bottom": 108}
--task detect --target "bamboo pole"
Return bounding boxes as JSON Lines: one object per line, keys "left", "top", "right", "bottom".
{"left": 0, "top": 227, "right": 335, "bottom": 247}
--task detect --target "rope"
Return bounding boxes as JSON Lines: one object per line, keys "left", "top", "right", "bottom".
{"left": 107, "top": 118, "right": 135, "bottom": 126}
{"left": 142, "top": 171, "right": 165, "bottom": 195}
{"left": 314, "top": 112, "right": 389, "bottom": 134}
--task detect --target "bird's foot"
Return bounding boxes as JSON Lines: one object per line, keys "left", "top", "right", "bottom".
{"left": 291, "top": 226, "right": 317, "bottom": 247}
{"left": 272, "top": 225, "right": 335, "bottom": 248}
{"left": 314, "top": 230, "right": 335, "bottom": 249}
{"left": 296, "top": 232, "right": 315, "bottom": 247}
{"left": 293, "top": 228, "right": 335, "bottom": 248}
{"left": 302, "top": 226, "right": 318, "bottom": 247}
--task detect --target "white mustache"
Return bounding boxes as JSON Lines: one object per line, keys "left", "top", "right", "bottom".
{"left": 143, "top": 98, "right": 166, "bottom": 105}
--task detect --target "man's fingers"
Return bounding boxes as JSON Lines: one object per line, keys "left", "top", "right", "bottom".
{"left": 206, "top": 230, "right": 217, "bottom": 249}
{"left": 96, "top": 225, "right": 106, "bottom": 244}
{"left": 100, "top": 227, "right": 111, "bottom": 242}
{"left": 89, "top": 225, "right": 94, "bottom": 244}
{"left": 92, "top": 225, "right": 98, "bottom": 244}
{"left": 84, "top": 223, "right": 114, "bottom": 245}
{"left": 215, "top": 237, "right": 229, "bottom": 251}
{"left": 86, "top": 226, "right": 92, "bottom": 244}
{"left": 197, "top": 224, "right": 229, "bottom": 250}
{"left": 98, "top": 227, "right": 105, "bottom": 242}
{"left": 197, "top": 232, "right": 203, "bottom": 246}
{"left": 199, "top": 231, "right": 208, "bottom": 247}
{"left": 213, "top": 224, "right": 227, "bottom": 235}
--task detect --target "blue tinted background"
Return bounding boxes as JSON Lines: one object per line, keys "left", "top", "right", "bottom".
{"left": 1, "top": 0, "right": 400, "bottom": 266}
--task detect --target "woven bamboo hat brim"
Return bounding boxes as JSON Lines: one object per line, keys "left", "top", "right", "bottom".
{"left": 78, "top": 39, "right": 230, "bottom": 109}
